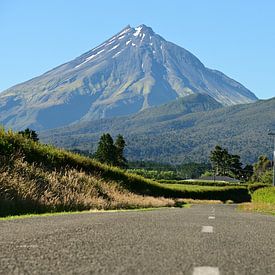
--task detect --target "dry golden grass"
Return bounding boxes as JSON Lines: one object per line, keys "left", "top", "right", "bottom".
{"left": 239, "top": 202, "right": 275, "bottom": 215}
{"left": 177, "top": 198, "right": 223, "bottom": 204}
{"left": 0, "top": 158, "right": 174, "bottom": 216}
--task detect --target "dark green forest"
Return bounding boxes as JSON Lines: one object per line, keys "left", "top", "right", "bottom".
{"left": 40, "top": 95, "right": 275, "bottom": 165}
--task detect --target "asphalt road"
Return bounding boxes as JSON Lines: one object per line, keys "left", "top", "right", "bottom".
{"left": 0, "top": 205, "right": 274, "bottom": 274}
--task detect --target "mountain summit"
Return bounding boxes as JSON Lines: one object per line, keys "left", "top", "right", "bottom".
{"left": 0, "top": 24, "right": 257, "bottom": 130}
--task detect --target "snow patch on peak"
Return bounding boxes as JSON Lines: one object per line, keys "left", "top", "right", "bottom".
{"left": 75, "top": 49, "right": 105, "bottom": 68}
{"left": 106, "top": 40, "right": 116, "bottom": 46}
{"left": 141, "top": 33, "right": 145, "bottom": 42}
{"left": 112, "top": 49, "right": 125, "bottom": 58}
{"left": 126, "top": 40, "right": 131, "bottom": 45}
{"left": 108, "top": 44, "right": 120, "bottom": 52}
{"left": 119, "top": 28, "right": 131, "bottom": 36}
{"left": 133, "top": 26, "right": 143, "bottom": 37}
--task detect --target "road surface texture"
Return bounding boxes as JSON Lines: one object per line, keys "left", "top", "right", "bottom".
{"left": 0, "top": 204, "right": 274, "bottom": 274}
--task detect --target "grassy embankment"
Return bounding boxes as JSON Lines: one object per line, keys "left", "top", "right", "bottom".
{"left": 240, "top": 187, "right": 275, "bottom": 215}
{"left": 0, "top": 129, "right": 251, "bottom": 217}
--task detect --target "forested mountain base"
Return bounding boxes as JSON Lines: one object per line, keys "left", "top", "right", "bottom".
{"left": 41, "top": 96, "right": 275, "bottom": 164}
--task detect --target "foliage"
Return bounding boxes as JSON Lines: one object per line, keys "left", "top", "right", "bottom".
{"left": 128, "top": 162, "right": 211, "bottom": 180}
{"left": 18, "top": 128, "right": 39, "bottom": 142}
{"left": 210, "top": 145, "right": 242, "bottom": 178}
{"left": 158, "top": 183, "right": 250, "bottom": 202}
{"left": 240, "top": 186, "right": 275, "bottom": 215}
{"left": 209, "top": 145, "right": 254, "bottom": 181}
{"left": 247, "top": 183, "right": 270, "bottom": 193}
{"left": 251, "top": 155, "right": 272, "bottom": 183}
{"left": 242, "top": 164, "right": 254, "bottom": 182}
{"left": 177, "top": 162, "right": 211, "bottom": 179}
{"left": 0, "top": 129, "right": 252, "bottom": 217}
{"left": 127, "top": 169, "right": 176, "bottom": 180}
{"left": 252, "top": 187, "right": 275, "bottom": 204}
{"left": 258, "top": 170, "right": 273, "bottom": 184}
{"left": 114, "top": 134, "right": 127, "bottom": 168}
{"left": 94, "top": 133, "right": 127, "bottom": 168}
{"left": 128, "top": 161, "right": 175, "bottom": 171}
{"left": 40, "top": 97, "right": 275, "bottom": 164}
{"left": 158, "top": 179, "right": 244, "bottom": 187}
{"left": 94, "top": 133, "right": 117, "bottom": 166}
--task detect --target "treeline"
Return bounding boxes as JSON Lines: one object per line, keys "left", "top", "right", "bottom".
{"left": 17, "top": 129, "right": 273, "bottom": 184}
{"left": 209, "top": 145, "right": 272, "bottom": 184}
{"left": 127, "top": 162, "right": 211, "bottom": 180}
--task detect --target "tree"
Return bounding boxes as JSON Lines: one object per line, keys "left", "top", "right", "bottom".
{"left": 94, "top": 133, "right": 127, "bottom": 167}
{"left": 251, "top": 155, "right": 272, "bottom": 182}
{"left": 241, "top": 164, "right": 254, "bottom": 182}
{"left": 94, "top": 133, "right": 117, "bottom": 166}
{"left": 114, "top": 134, "right": 127, "bottom": 168}
{"left": 210, "top": 145, "right": 244, "bottom": 179}
{"left": 210, "top": 145, "right": 231, "bottom": 176}
{"left": 228, "top": 154, "right": 243, "bottom": 179}
{"left": 18, "top": 128, "right": 39, "bottom": 142}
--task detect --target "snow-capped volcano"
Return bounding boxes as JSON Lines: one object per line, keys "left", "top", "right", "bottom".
{"left": 0, "top": 24, "right": 257, "bottom": 130}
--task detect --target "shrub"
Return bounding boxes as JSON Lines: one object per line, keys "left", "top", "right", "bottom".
{"left": 252, "top": 187, "right": 275, "bottom": 204}
{"left": 247, "top": 183, "right": 270, "bottom": 193}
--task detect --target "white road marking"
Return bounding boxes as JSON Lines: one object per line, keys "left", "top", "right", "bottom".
{"left": 193, "top": 266, "right": 220, "bottom": 275}
{"left": 208, "top": 216, "right": 215, "bottom": 220}
{"left": 202, "top": 226, "right": 214, "bottom": 233}
{"left": 18, "top": 245, "right": 38, "bottom": 248}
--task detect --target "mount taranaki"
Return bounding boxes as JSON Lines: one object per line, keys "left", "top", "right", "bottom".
{"left": 0, "top": 24, "right": 257, "bottom": 130}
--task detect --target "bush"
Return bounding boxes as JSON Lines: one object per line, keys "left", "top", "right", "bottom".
{"left": 247, "top": 183, "right": 270, "bottom": 194}
{"left": 252, "top": 187, "right": 275, "bottom": 204}
{"left": 127, "top": 169, "right": 176, "bottom": 180}
{"left": 158, "top": 184, "right": 250, "bottom": 203}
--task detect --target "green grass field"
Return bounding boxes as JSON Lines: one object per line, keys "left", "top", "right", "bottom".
{"left": 240, "top": 187, "right": 275, "bottom": 215}
{"left": 158, "top": 179, "right": 243, "bottom": 187}
{"left": 252, "top": 187, "right": 275, "bottom": 204}
{"left": 162, "top": 183, "right": 238, "bottom": 191}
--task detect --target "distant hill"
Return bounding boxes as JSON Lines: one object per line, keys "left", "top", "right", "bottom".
{"left": 0, "top": 24, "right": 257, "bottom": 130}
{"left": 40, "top": 95, "right": 275, "bottom": 164}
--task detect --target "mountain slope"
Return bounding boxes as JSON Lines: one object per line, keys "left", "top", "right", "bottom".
{"left": 40, "top": 95, "right": 275, "bottom": 164}
{"left": 0, "top": 24, "right": 257, "bottom": 130}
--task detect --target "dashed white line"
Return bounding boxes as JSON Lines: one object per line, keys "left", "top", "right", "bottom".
{"left": 202, "top": 226, "right": 214, "bottom": 233}
{"left": 18, "top": 244, "right": 38, "bottom": 248}
{"left": 208, "top": 216, "right": 215, "bottom": 220}
{"left": 193, "top": 266, "right": 220, "bottom": 275}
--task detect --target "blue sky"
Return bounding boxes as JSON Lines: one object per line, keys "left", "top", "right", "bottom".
{"left": 1, "top": 0, "right": 274, "bottom": 99}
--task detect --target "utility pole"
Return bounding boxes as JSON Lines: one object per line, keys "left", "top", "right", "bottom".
{"left": 268, "top": 131, "right": 275, "bottom": 187}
